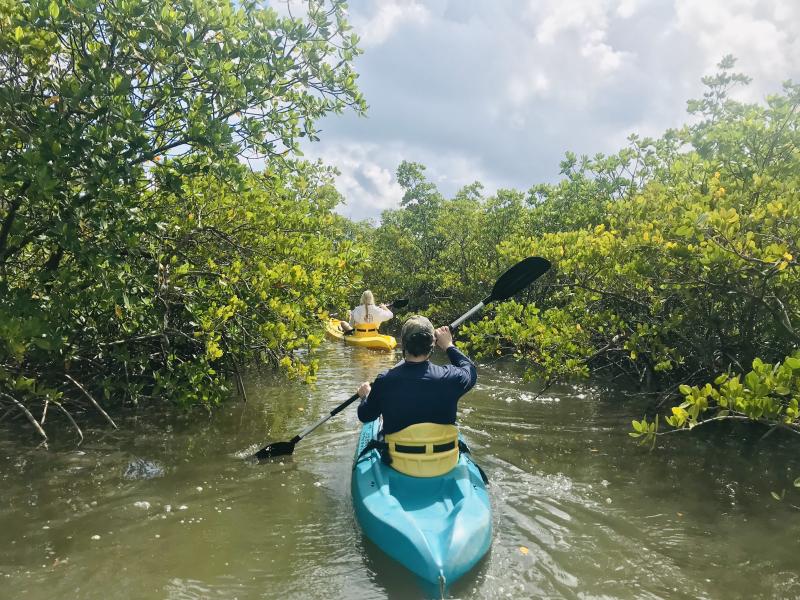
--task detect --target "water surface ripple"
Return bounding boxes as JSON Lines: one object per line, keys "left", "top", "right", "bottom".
{"left": 2, "top": 341, "right": 799, "bottom": 599}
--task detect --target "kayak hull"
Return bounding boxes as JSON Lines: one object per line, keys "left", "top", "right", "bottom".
{"left": 325, "top": 318, "right": 397, "bottom": 351}
{"left": 351, "top": 419, "right": 492, "bottom": 587}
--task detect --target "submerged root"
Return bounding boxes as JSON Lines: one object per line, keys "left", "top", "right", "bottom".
{"left": 65, "top": 374, "right": 118, "bottom": 429}
{"left": 0, "top": 389, "right": 103, "bottom": 446}
{"left": 0, "top": 392, "right": 48, "bottom": 442}
{"left": 53, "top": 401, "right": 84, "bottom": 445}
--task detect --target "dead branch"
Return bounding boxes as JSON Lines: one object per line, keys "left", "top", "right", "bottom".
{"left": 65, "top": 374, "right": 118, "bottom": 429}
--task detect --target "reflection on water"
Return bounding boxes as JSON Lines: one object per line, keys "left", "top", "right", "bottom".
{"left": 2, "top": 341, "right": 800, "bottom": 599}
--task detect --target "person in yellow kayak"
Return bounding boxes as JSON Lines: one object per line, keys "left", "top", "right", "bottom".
{"left": 340, "top": 290, "right": 394, "bottom": 336}
{"left": 353, "top": 315, "right": 478, "bottom": 477}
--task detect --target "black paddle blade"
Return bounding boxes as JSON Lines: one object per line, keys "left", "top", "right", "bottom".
{"left": 487, "top": 256, "right": 551, "bottom": 303}
{"left": 252, "top": 440, "right": 296, "bottom": 461}
{"left": 391, "top": 298, "right": 409, "bottom": 310}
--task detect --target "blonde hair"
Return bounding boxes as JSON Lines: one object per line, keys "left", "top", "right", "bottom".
{"left": 361, "top": 290, "right": 374, "bottom": 321}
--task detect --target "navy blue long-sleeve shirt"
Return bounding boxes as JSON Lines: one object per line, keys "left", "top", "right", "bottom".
{"left": 357, "top": 345, "right": 477, "bottom": 434}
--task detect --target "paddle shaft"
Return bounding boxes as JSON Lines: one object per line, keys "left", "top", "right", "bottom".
{"left": 292, "top": 393, "right": 360, "bottom": 443}
{"left": 449, "top": 299, "right": 486, "bottom": 330}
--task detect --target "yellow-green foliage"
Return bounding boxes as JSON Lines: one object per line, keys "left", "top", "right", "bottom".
{"left": 367, "top": 58, "right": 799, "bottom": 437}
{"left": 145, "top": 164, "right": 367, "bottom": 405}
{"left": 634, "top": 352, "right": 800, "bottom": 445}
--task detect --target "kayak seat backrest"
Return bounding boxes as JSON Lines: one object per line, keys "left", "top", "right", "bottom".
{"left": 385, "top": 423, "right": 459, "bottom": 477}
{"left": 353, "top": 324, "right": 379, "bottom": 335}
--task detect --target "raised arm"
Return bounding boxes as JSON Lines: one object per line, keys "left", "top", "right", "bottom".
{"left": 374, "top": 304, "right": 394, "bottom": 320}
{"left": 435, "top": 326, "right": 477, "bottom": 391}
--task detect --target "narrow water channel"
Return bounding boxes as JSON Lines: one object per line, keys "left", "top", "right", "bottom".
{"left": 2, "top": 341, "right": 799, "bottom": 599}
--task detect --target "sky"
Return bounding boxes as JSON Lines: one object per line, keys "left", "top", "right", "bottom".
{"left": 292, "top": 0, "right": 800, "bottom": 221}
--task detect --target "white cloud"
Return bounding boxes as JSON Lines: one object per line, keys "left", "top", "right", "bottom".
{"left": 307, "top": 138, "right": 500, "bottom": 222}
{"left": 581, "top": 29, "right": 630, "bottom": 73}
{"left": 616, "top": 0, "right": 641, "bottom": 19}
{"left": 674, "top": 0, "right": 798, "bottom": 97}
{"left": 531, "top": 0, "right": 610, "bottom": 45}
{"left": 312, "top": 142, "right": 403, "bottom": 220}
{"left": 350, "top": 0, "right": 430, "bottom": 47}
{"left": 298, "top": 0, "right": 799, "bottom": 220}
{"left": 508, "top": 72, "right": 551, "bottom": 106}
{"left": 526, "top": 0, "right": 636, "bottom": 74}
{"left": 268, "top": 0, "right": 430, "bottom": 48}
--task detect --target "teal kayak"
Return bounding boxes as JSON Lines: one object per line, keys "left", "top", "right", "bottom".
{"left": 351, "top": 419, "right": 492, "bottom": 590}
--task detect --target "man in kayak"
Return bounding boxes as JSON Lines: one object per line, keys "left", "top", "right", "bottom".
{"left": 340, "top": 290, "right": 394, "bottom": 336}
{"left": 355, "top": 315, "right": 477, "bottom": 435}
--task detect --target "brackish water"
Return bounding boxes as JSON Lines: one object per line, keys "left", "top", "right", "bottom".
{"left": 2, "top": 341, "right": 800, "bottom": 599}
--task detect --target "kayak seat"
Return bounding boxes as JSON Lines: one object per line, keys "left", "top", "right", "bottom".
{"left": 385, "top": 423, "right": 459, "bottom": 477}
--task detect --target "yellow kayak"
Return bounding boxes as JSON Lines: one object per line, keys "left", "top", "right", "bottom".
{"left": 325, "top": 319, "right": 397, "bottom": 351}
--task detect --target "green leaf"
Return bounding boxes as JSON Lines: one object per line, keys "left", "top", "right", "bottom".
{"left": 784, "top": 357, "right": 800, "bottom": 370}
{"left": 49, "top": 1, "right": 60, "bottom": 18}
{"left": 678, "top": 384, "right": 692, "bottom": 396}
{"left": 794, "top": 477, "right": 800, "bottom": 488}
{"left": 744, "top": 371, "right": 759, "bottom": 390}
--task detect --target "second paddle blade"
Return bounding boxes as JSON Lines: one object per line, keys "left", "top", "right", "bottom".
{"left": 391, "top": 298, "right": 409, "bottom": 310}
{"left": 253, "top": 440, "right": 296, "bottom": 461}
